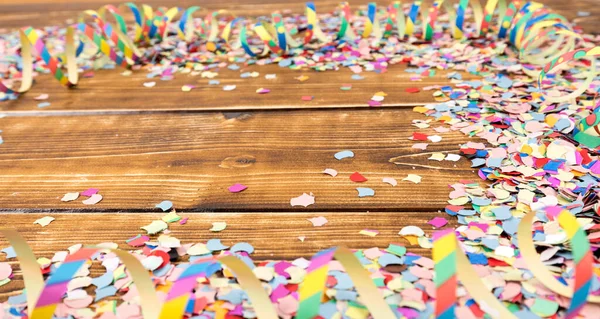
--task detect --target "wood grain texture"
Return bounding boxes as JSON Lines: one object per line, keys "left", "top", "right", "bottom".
{"left": 0, "top": 108, "right": 479, "bottom": 211}
{"left": 0, "top": 212, "right": 452, "bottom": 299}
{"left": 1, "top": 66, "right": 467, "bottom": 113}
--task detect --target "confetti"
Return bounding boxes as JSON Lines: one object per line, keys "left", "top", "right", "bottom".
{"left": 334, "top": 150, "right": 354, "bottom": 160}
{"left": 307, "top": 216, "right": 328, "bottom": 227}
{"left": 290, "top": 193, "right": 315, "bottom": 207}
{"left": 428, "top": 217, "right": 448, "bottom": 228}
{"left": 140, "top": 220, "right": 168, "bottom": 235}
{"left": 405, "top": 87, "right": 420, "bottom": 93}
{"left": 228, "top": 183, "right": 247, "bottom": 193}
{"left": 33, "top": 94, "right": 48, "bottom": 100}
{"left": 428, "top": 153, "right": 445, "bottom": 161}
{"left": 155, "top": 200, "right": 173, "bottom": 211}
{"left": 33, "top": 216, "right": 55, "bottom": 227}
{"left": 382, "top": 177, "right": 397, "bottom": 186}
{"left": 80, "top": 188, "right": 99, "bottom": 196}
{"left": 223, "top": 85, "right": 236, "bottom": 91}
{"left": 322, "top": 168, "right": 338, "bottom": 177}
{"left": 210, "top": 222, "right": 227, "bottom": 232}
{"left": 295, "top": 75, "right": 309, "bottom": 82}
{"left": 359, "top": 229, "right": 379, "bottom": 237}
{"left": 61, "top": 192, "right": 79, "bottom": 202}
{"left": 143, "top": 81, "right": 156, "bottom": 88}
{"left": 82, "top": 194, "right": 103, "bottom": 205}
{"left": 256, "top": 88, "right": 270, "bottom": 94}
{"left": 349, "top": 172, "right": 367, "bottom": 182}
{"left": 402, "top": 174, "right": 422, "bottom": 184}
{"left": 340, "top": 84, "right": 352, "bottom": 90}
{"left": 356, "top": 187, "right": 375, "bottom": 197}
{"left": 181, "top": 84, "right": 194, "bottom": 92}
{"left": 301, "top": 95, "right": 313, "bottom": 101}
{"left": 37, "top": 102, "right": 50, "bottom": 108}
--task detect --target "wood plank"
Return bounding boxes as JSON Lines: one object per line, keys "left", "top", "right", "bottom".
{"left": 0, "top": 108, "right": 477, "bottom": 211}
{"left": 0, "top": 211, "right": 454, "bottom": 299}
{"left": 0, "top": 65, "right": 467, "bottom": 113}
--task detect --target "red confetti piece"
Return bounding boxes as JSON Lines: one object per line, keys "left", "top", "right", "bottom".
{"left": 301, "top": 96, "right": 313, "bottom": 101}
{"left": 405, "top": 87, "right": 420, "bottom": 93}
{"left": 412, "top": 132, "right": 429, "bottom": 141}
{"left": 350, "top": 172, "right": 368, "bottom": 182}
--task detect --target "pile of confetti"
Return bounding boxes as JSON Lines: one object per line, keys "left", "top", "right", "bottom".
{"left": 1, "top": 1, "right": 600, "bottom": 318}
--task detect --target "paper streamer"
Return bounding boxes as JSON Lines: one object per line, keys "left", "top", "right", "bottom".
{"left": 297, "top": 247, "right": 396, "bottom": 319}
{"left": 517, "top": 208, "right": 598, "bottom": 308}
{"left": 433, "top": 229, "right": 456, "bottom": 319}
{"left": 0, "top": 224, "right": 596, "bottom": 318}
{"left": 0, "top": 0, "right": 587, "bottom": 99}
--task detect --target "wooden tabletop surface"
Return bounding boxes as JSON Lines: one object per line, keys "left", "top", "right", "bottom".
{"left": 0, "top": 0, "right": 597, "bottom": 301}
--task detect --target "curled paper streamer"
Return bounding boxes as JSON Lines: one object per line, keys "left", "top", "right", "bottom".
{"left": 0, "top": 219, "right": 595, "bottom": 319}
{"left": 573, "top": 108, "right": 600, "bottom": 149}
{"left": 433, "top": 207, "right": 595, "bottom": 319}
{"left": 0, "top": 0, "right": 588, "bottom": 99}
{"left": 517, "top": 208, "right": 597, "bottom": 307}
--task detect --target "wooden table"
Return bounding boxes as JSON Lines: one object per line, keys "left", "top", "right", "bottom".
{"left": 0, "top": 0, "right": 596, "bottom": 301}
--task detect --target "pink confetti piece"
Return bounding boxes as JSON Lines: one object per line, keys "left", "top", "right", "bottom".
{"left": 80, "top": 188, "right": 99, "bottom": 196}
{"left": 179, "top": 217, "right": 188, "bottom": 225}
{"left": 228, "top": 183, "right": 247, "bottom": 193}
{"left": 256, "top": 88, "right": 270, "bottom": 94}
{"left": 428, "top": 217, "right": 448, "bottom": 228}
{"left": 33, "top": 93, "right": 48, "bottom": 100}
{"left": 301, "top": 95, "right": 313, "bottom": 101}
{"left": 412, "top": 143, "right": 428, "bottom": 150}
{"left": 82, "top": 194, "right": 103, "bottom": 205}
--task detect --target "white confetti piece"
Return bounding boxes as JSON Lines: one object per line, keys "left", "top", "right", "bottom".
{"left": 427, "top": 135, "right": 442, "bottom": 142}
{"left": 143, "top": 81, "right": 156, "bottom": 88}
{"left": 382, "top": 177, "right": 397, "bottom": 186}
{"left": 61, "top": 192, "right": 79, "bottom": 202}
{"left": 322, "top": 168, "right": 338, "bottom": 177}
{"left": 34, "top": 216, "right": 55, "bottom": 227}
{"left": 307, "top": 216, "right": 328, "bottom": 227}
{"left": 445, "top": 154, "right": 461, "bottom": 161}
{"left": 291, "top": 193, "right": 315, "bottom": 207}
{"left": 223, "top": 85, "right": 237, "bottom": 91}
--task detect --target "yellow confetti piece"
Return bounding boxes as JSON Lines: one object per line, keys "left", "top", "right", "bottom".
{"left": 429, "top": 153, "right": 445, "bottom": 161}
{"left": 210, "top": 222, "right": 227, "bottom": 232}
{"left": 295, "top": 75, "right": 309, "bottom": 82}
{"left": 402, "top": 174, "right": 422, "bottom": 184}
{"left": 359, "top": 229, "right": 379, "bottom": 237}
{"left": 161, "top": 211, "right": 181, "bottom": 223}
{"left": 448, "top": 196, "right": 470, "bottom": 206}
{"left": 181, "top": 84, "right": 194, "bottom": 92}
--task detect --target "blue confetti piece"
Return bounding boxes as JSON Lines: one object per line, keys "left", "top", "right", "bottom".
{"left": 334, "top": 150, "right": 354, "bottom": 160}
{"left": 231, "top": 242, "right": 254, "bottom": 254}
{"left": 335, "top": 290, "right": 358, "bottom": 301}
{"left": 467, "top": 253, "right": 488, "bottom": 265}
{"left": 502, "top": 217, "right": 520, "bottom": 235}
{"left": 471, "top": 158, "right": 486, "bottom": 167}
{"left": 228, "top": 64, "right": 240, "bottom": 70}
{"left": 457, "top": 209, "right": 476, "bottom": 216}
{"left": 1, "top": 246, "right": 16, "bottom": 259}
{"left": 94, "top": 285, "right": 117, "bottom": 302}
{"left": 356, "top": 187, "right": 375, "bottom": 197}
{"left": 208, "top": 80, "right": 220, "bottom": 85}
{"left": 331, "top": 271, "right": 354, "bottom": 289}
{"left": 378, "top": 253, "right": 404, "bottom": 267}
{"left": 492, "top": 206, "right": 512, "bottom": 221}
{"left": 37, "top": 102, "right": 50, "bottom": 108}
{"left": 497, "top": 76, "right": 513, "bottom": 89}
{"left": 481, "top": 238, "right": 499, "bottom": 250}
{"left": 92, "top": 271, "right": 114, "bottom": 289}
{"left": 218, "top": 289, "right": 245, "bottom": 304}
{"left": 351, "top": 74, "right": 364, "bottom": 80}
{"left": 207, "top": 238, "right": 229, "bottom": 251}
{"left": 155, "top": 200, "right": 173, "bottom": 211}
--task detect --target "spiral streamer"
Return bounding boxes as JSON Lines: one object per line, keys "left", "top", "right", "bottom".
{"left": 0, "top": 0, "right": 593, "bottom": 103}
{"left": 0, "top": 212, "right": 593, "bottom": 319}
